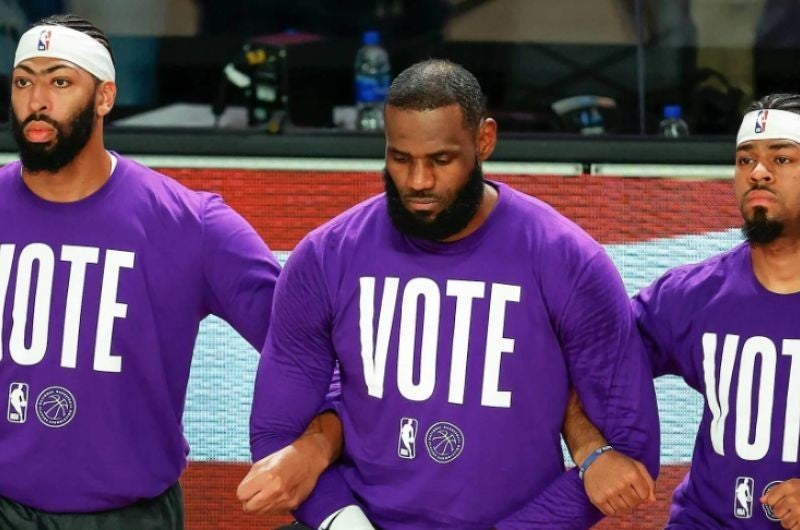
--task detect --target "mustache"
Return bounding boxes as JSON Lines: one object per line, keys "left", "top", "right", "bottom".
{"left": 403, "top": 191, "right": 440, "bottom": 200}
{"left": 745, "top": 183, "right": 776, "bottom": 196}
{"left": 21, "top": 113, "right": 61, "bottom": 129}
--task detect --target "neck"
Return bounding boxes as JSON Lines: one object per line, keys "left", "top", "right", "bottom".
{"left": 21, "top": 132, "right": 111, "bottom": 203}
{"left": 441, "top": 182, "right": 499, "bottom": 242}
{"left": 750, "top": 237, "right": 800, "bottom": 294}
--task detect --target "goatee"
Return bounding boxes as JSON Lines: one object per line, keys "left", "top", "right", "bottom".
{"left": 742, "top": 206, "right": 784, "bottom": 245}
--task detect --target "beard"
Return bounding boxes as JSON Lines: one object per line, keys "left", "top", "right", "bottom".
{"left": 10, "top": 95, "right": 96, "bottom": 173}
{"left": 742, "top": 205, "right": 784, "bottom": 245}
{"left": 383, "top": 162, "right": 485, "bottom": 241}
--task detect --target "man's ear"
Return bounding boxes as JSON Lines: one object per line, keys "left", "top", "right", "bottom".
{"left": 476, "top": 118, "right": 498, "bottom": 162}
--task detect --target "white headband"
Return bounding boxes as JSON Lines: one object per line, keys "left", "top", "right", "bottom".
{"left": 14, "top": 25, "right": 115, "bottom": 82}
{"left": 737, "top": 109, "right": 800, "bottom": 146}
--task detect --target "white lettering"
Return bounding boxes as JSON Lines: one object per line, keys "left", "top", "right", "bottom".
{"left": 397, "top": 278, "right": 440, "bottom": 402}
{"left": 0, "top": 244, "right": 15, "bottom": 361}
{"left": 446, "top": 280, "right": 485, "bottom": 404}
{"left": 93, "top": 250, "right": 134, "bottom": 373}
{"left": 481, "top": 283, "right": 520, "bottom": 408}
{"left": 736, "top": 336, "right": 776, "bottom": 461}
{"left": 782, "top": 339, "right": 800, "bottom": 462}
{"left": 10, "top": 244, "right": 54, "bottom": 365}
{"left": 60, "top": 246, "right": 100, "bottom": 369}
{"left": 704, "top": 332, "right": 738, "bottom": 456}
{"left": 359, "top": 277, "right": 399, "bottom": 399}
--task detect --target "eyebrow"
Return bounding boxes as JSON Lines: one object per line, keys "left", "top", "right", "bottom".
{"left": 766, "top": 141, "right": 800, "bottom": 150}
{"left": 387, "top": 146, "right": 462, "bottom": 157}
{"left": 14, "top": 63, "right": 78, "bottom": 76}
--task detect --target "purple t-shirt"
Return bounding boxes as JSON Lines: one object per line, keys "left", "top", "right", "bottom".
{"left": 0, "top": 155, "right": 280, "bottom": 512}
{"left": 634, "top": 242, "right": 800, "bottom": 529}
{"left": 251, "top": 181, "right": 659, "bottom": 530}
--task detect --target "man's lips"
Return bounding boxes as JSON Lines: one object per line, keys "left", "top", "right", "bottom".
{"left": 404, "top": 197, "right": 439, "bottom": 212}
{"left": 24, "top": 121, "right": 56, "bottom": 143}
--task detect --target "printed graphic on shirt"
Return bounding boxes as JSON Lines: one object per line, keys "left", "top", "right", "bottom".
{"left": 762, "top": 481, "right": 782, "bottom": 522}
{"left": 734, "top": 476, "right": 753, "bottom": 519}
{"left": 35, "top": 386, "right": 76, "bottom": 428}
{"left": 0, "top": 243, "right": 135, "bottom": 374}
{"left": 398, "top": 417, "right": 418, "bottom": 459}
{"left": 359, "top": 277, "right": 520, "bottom": 408}
{"left": 703, "top": 334, "right": 800, "bottom": 463}
{"left": 425, "top": 421, "right": 464, "bottom": 464}
{"left": 7, "top": 382, "right": 28, "bottom": 424}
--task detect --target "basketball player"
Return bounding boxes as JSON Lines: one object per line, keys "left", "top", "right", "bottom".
{"left": 0, "top": 14, "right": 339, "bottom": 529}
{"left": 239, "top": 59, "right": 660, "bottom": 529}
{"left": 568, "top": 94, "right": 800, "bottom": 528}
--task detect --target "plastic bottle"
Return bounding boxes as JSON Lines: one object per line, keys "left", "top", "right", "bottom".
{"left": 658, "top": 105, "right": 690, "bottom": 138}
{"left": 354, "top": 30, "right": 391, "bottom": 131}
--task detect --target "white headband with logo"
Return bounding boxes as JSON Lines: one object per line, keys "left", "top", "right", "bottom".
{"left": 737, "top": 109, "right": 800, "bottom": 146}
{"left": 14, "top": 25, "right": 115, "bottom": 82}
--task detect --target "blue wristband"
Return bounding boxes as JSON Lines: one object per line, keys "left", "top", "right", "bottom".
{"left": 579, "top": 444, "right": 613, "bottom": 480}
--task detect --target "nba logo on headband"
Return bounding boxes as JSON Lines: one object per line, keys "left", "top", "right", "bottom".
{"left": 755, "top": 110, "right": 768, "bottom": 133}
{"left": 37, "top": 29, "right": 51, "bottom": 51}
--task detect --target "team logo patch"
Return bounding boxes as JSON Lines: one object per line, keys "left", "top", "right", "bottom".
{"left": 37, "top": 29, "right": 52, "bottom": 51}
{"left": 7, "top": 382, "right": 29, "bottom": 424}
{"left": 734, "top": 476, "right": 753, "bottom": 519}
{"left": 398, "top": 417, "right": 418, "bottom": 459}
{"left": 35, "top": 386, "right": 76, "bottom": 428}
{"left": 755, "top": 110, "right": 768, "bottom": 133}
{"left": 425, "top": 421, "right": 464, "bottom": 463}
{"left": 762, "top": 481, "right": 782, "bottom": 522}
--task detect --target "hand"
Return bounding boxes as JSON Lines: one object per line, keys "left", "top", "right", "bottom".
{"left": 582, "top": 450, "right": 655, "bottom": 516}
{"left": 237, "top": 413, "right": 342, "bottom": 514}
{"left": 761, "top": 478, "right": 800, "bottom": 529}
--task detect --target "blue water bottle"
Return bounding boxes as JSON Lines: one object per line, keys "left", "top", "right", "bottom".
{"left": 354, "top": 30, "right": 391, "bottom": 131}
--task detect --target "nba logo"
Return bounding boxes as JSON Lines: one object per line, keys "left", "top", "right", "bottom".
{"left": 755, "top": 110, "right": 768, "bottom": 133}
{"left": 734, "top": 477, "right": 753, "bottom": 519}
{"left": 7, "top": 382, "right": 29, "bottom": 424}
{"left": 37, "top": 29, "right": 52, "bottom": 51}
{"left": 398, "top": 417, "right": 418, "bottom": 459}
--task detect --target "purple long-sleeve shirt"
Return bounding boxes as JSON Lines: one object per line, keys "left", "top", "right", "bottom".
{"left": 251, "top": 181, "right": 659, "bottom": 529}
{"left": 0, "top": 155, "right": 281, "bottom": 512}
{"left": 634, "top": 242, "right": 800, "bottom": 529}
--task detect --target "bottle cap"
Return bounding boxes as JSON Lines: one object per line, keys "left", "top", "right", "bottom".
{"left": 663, "top": 104, "right": 682, "bottom": 119}
{"left": 363, "top": 30, "right": 381, "bottom": 45}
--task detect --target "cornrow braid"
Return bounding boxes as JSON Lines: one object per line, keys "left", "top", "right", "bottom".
{"left": 747, "top": 93, "right": 800, "bottom": 116}
{"left": 33, "top": 14, "right": 115, "bottom": 65}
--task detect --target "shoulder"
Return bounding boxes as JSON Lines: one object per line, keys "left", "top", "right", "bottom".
{"left": 639, "top": 243, "right": 745, "bottom": 307}
{"left": 114, "top": 154, "right": 218, "bottom": 220}
{"left": 497, "top": 181, "right": 605, "bottom": 265}
{"left": 301, "top": 193, "right": 386, "bottom": 254}
{"left": 0, "top": 160, "right": 21, "bottom": 191}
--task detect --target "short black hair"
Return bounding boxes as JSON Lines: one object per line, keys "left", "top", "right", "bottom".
{"left": 33, "top": 14, "right": 115, "bottom": 65}
{"left": 747, "top": 93, "right": 800, "bottom": 115}
{"left": 386, "top": 59, "right": 486, "bottom": 132}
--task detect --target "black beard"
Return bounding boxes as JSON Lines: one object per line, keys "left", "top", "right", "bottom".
{"left": 10, "top": 96, "right": 96, "bottom": 173}
{"left": 742, "top": 206, "right": 784, "bottom": 245}
{"left": 383, "top": 162, "right": 485, "bottom": 241}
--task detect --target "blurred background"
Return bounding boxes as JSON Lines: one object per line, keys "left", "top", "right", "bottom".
{"left": 1, "top": 1, "right": 793, "bottom": 529}
{"left": 1, "top": 0, "right": 796, "bottom": 138}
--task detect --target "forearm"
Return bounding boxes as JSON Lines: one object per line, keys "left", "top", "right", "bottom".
{"left": 297, "top": 411, "right": 343, "bottom": 473}
{"left": 562, "top": 389, "right": 608, "bottom": 466}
